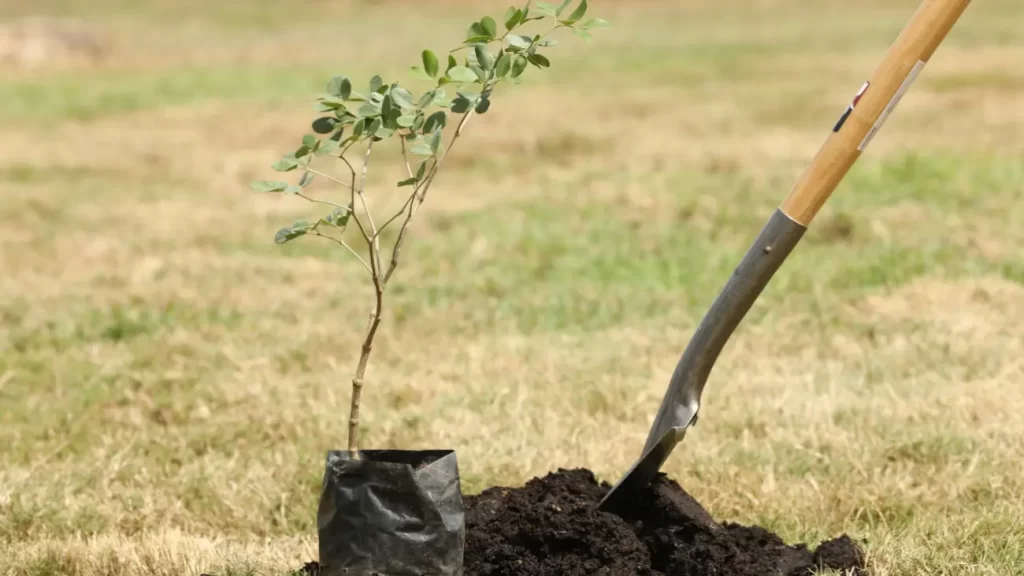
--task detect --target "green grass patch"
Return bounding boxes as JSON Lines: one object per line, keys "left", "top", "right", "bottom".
{"left": 0, "top": 65, "right": 340, "bottom": 122}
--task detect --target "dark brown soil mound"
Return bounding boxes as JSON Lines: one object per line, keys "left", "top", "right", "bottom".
{"left": 463, "top": 468, "right": 866, "bottom": 576}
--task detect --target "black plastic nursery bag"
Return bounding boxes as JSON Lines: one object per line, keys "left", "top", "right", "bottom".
{"left": 317, "top": 449, "right": 466, "bottom": 576}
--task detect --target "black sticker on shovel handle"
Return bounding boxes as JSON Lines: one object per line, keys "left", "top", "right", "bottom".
{"left": 833, "top": 81, "right": 870, "bottom": 132}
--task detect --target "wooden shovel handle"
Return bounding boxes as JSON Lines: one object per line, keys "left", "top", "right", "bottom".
{"left": 780, "top": 0, "right": 972, "bottom": 226}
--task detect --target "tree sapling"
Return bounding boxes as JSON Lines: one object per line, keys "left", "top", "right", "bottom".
{"left": 252, "top": 1, "right": 608, "bottom": 458}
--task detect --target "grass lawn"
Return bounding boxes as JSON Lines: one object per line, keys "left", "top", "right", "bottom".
{"left": 1, "top": 0, "right": 1023, "bottom": 574}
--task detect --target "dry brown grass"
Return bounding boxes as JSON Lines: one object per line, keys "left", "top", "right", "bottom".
{"left": 2, "top": 0, "right": 1023, "bottom": 574}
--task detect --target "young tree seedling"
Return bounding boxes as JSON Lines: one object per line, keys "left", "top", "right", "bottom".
{"left": 252, "top": 1, "right": 608, "bottom": 458}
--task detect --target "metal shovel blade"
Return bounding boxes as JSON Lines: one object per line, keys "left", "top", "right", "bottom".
{"left": 597, "top": 422, "right": 693, "bottom": 515}
{"left": 598, "top": 209, "right": 806, "bottom": 514}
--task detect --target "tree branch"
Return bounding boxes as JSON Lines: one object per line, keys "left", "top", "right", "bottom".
{"left": 376, "top": 191, "right": 417, "bottom": 236}
{"left": 306, "top": 168, "right": 354, "bottom": 189}
{"left": 310, "top": 230, "right": 372, "bottom": 274}
{"left": 357, "top": 142, "right": 378, "bottom": 236}
{"left": 297, "top": 192, "right": 347, "bottom": 210}
{"left": 341, "top": 150, "right": 372, "bottom": 247}
{"left": 338, "top": 141, "right": 359, "bottom": 177}
{"left": 382, "top": 108, "right": 476, "bottom": 285}
{"left": 399, "top": 137, "right": 415, "bottom": 179}
{"left": 355, "top": 142, "right": 385, "bottom": 276}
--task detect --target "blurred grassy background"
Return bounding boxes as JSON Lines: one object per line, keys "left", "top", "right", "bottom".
{"left": 1, "top": 0, "right": 1023, "bottom": 574}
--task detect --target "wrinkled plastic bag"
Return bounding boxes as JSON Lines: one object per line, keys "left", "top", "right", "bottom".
{"left": 317, "top": 449, "right": 465, "bottom": 576}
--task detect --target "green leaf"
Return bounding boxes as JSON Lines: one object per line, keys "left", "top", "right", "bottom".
{"left": 409, "top": 65, "right": 433, "bottom": 81}
{"left": 572, "top": 28, "right": 592, "bottom": 41}
{"left": 326, "top": 76, "right": 351, "bottom": 98}
{"left": 474, "top": 44, "right": 495, "bottom": 71}
{"left": 563, "top": 0, "right": 587, "bottom": 23}
{"left": 324, "top": 206, "right": 351, "bottom": 227}
{"left": 495, "top": 53, "right": 512, "bottom": 78}
{"left": 319, "top": 94, "right": 346, "bottom": 106}
{"left": 271, "top": 158, "right": 298, "bottom": 172}
{"left": 528, "top": 53, "right": 550, "bottom": 68}
{"left": 423, "top": 110, "right": 447, "bottom": 133}
{"left": 284, "top": 185, "right": 302, "bottom": 194}
{"left": 556, "top": 0, "right": 573, "bottom": 15}
{"left": 410, "top": 141, "right": 434, "bottom": 156}
{"left": 447, "top": 55, "right": 458, "bottom": 72}
{"left": 315, "top": 139, "right": 340, "bottom": 156}
{"left": 535, "top": 2, "right": 557, "bottom": 17}
{"left": 397, "top": 176, "right": 418, "bottom": 187}
{"left": 368, "top": 118, "right": 382, "bottom": 136}
{"left": 447, "top": 66, "right": 479, "bottom": 83}
{"left": 385, "top": 107, "right": 401, "bottom": 130}
{"left": 581, "top": 16, "right": 610, "bottom": 30}
{"left": 428, "top": 130, "right": 442, "bottom": 153}
{"left": 480, "top": 16, "right": 497, "bottom": 38}
{"left": 505, "top": 7, "right": 523, "bottom": 30}
{"left": 475, "top": 97, "right": 491, "bottom": 114}
{"left": 390, "top": 87, "right": 415, "bottom": 110}
{"left": 511, "top": 55, "right": 528, "bottom": 78}
{"left": 294, "top": 145, "right": 311, "bottom": 159}
{"left": 275, "top": 223, "right": 310, "bottom": 244}
{"left": 381, "top": 94, "right": 393, "bottom": 120}
{"left": 397, "top": 114, "right": 417, "bottom": 128}
{"left": 469, "top": 64, "right": 489, "bottom": 82}
{"left": 467, "top": 22, "right": 488, "bottom": 40}
{"left": 537, "top": 38, "right": 558, "bottom": 47}
{"left": 421, "top": 49, "right": 440, "bottom": 78}
{"left": 299, "top": 171, "right": 314, "bottom": 187}
{"left": 251, "top": 180, "right": 289, "bottom": 192}
{"left": 411, "top": 113, "right": 425, "bottom": 132}
{"left": 369, "top": 75, "right": 384, "bottom": 93}
{"left": 358, "top": 102, "right": 380, "bottom": 118}
{"left": 507, "top": 34, "right": 532, "bottom": 50}
{"left": 450, "top": 94, "right": 472, "bottom": 113}
{"left": 302, "top": 134, "right": 318, "bottom": 149}
{"left": 416, "top": 89, "right": 435, "bottom": 109}
{"left": 416, "top": 161, "right": 427, "bottom": 181}
{"left": 312, "top": 117, "right": 336, "bottom": 134}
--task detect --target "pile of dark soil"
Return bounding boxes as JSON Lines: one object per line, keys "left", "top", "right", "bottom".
{"left": 464, "top": 468, "right": 866, "bottom": 576}
{"left": 299, "top": 468, "right": 867, "bottom": 576}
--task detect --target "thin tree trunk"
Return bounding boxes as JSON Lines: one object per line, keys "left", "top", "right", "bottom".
{"left": 349, "top": 287, "right": 384, "bottom": 458}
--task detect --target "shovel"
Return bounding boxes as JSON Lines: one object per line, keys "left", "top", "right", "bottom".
{"left": 599, "top": 0, "right": 972, "bottom": 514}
